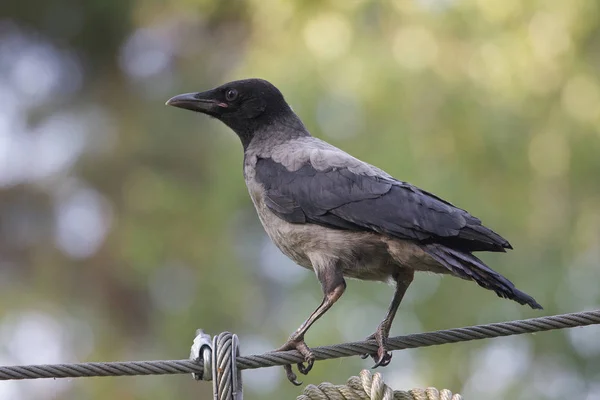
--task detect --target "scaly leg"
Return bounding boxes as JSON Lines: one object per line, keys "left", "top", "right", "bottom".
{"left": 277, "top": 261, "right": 346, "bottom": 385}
{"left": 362, "top": 270, "right": 414, "bottom": 368}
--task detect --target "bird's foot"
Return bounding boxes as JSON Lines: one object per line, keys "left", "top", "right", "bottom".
{"left": 276, "top": 335, "right": 315, "bottom": 386}
{"left": 361, "top": 329, "right": 392, "bottom": 368}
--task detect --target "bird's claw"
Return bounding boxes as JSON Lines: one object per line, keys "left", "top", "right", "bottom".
{"left": 277, "top": 335, "right": 315, "bottom": 385}
{"left": 283, "top": 364, "right": 302, "bottom": 386}
{"left": 362, "top": 331, "right": 392, "bottom": 368}
{"left": 372, "top": 347, "right": 392, "bottom": 368}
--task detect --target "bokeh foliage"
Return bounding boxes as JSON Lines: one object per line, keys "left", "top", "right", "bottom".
{"left": 0, "top": 0, "right": 599, "bottom": 399}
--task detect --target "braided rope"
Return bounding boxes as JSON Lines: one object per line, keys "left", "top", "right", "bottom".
{"left": 1, "top": 309, "right": 598, "bottom": 380}
{"left": 297, "top": 370, "right": 462, "bottom": 400}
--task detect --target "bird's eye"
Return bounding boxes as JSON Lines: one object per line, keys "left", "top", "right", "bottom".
{"left": 225, "top": 89, "right": 238, "bottom": 101}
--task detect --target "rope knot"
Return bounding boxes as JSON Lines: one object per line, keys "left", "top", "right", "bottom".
{"left": 297, "top": 370, "right": 462, "bottom": 400}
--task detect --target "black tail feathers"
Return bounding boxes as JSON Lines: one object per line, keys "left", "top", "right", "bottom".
{"left": 425, "top": 244, "right": 543, "bottom": 310}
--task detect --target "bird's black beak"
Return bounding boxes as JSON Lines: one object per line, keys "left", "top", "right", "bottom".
{"left": 165, "top": 91, "right": 226, "bottom": 114}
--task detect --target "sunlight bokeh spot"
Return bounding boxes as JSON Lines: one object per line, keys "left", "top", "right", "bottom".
{"left": 392, "top": 26, "right": 438, "bottom": 71}
{"left": 561, "top": 74, "right": 600, "bottom": 124}
{"left": 529, "top": 12, "right": 571, "bottom": 63}
{"left": 303, "top": 13, "right": 352, "bottom": 61}
{"left": 475, "top": 0, "right": 522, "bottom": 24}
{"left": 528, "top": 130, "right": 570, "bottom": 178}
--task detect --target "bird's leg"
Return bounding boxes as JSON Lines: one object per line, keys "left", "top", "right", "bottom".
{"left": 277, "top": 263, "right": 346, "bottom": 385}
{"left": 362, "top": 270, "right": 414, "bottom": 368}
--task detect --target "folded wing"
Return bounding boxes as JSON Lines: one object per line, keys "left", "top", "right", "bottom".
{"left": 255, "top": 150, "right": 511, "bottom": 253}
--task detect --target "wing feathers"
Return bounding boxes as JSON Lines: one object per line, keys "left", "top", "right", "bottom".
{"left": 254, "top": 154, "right": 511, "bottom": 252}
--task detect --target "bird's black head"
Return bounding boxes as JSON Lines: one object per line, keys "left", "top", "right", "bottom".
{"left": 166, "top": 79, "right": 303, "bottom": 148}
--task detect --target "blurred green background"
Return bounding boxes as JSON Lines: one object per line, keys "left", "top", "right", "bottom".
{"left": 0, "top": 0, "right": 599, "bottom": 399}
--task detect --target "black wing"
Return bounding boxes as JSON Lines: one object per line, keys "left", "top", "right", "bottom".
{"left": 255, "top": 157, "right": 511, "bottom": 252}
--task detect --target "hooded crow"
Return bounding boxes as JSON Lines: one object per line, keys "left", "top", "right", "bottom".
{"left": 166, "top": 78, "right": 542, "bottom": 384}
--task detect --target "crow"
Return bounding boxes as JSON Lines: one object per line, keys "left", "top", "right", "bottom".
{"left": 166, "top": 78, "right": 542, "bottom": 384}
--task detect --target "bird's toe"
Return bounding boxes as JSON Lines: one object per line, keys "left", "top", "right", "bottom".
{"left": 362, "top": 330, "right": 393, "bottom": 368}
{"left": 297, "top": 355, "right": 314, "bottom": 375}
{"left": 276, "top": 335, "right": 315, "bottom": 384}
{"left": 283, "top": 364, "right": 302, "bottom": 386}
{"left": 372, "top": 347, "right": 392, "bottom": 368}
